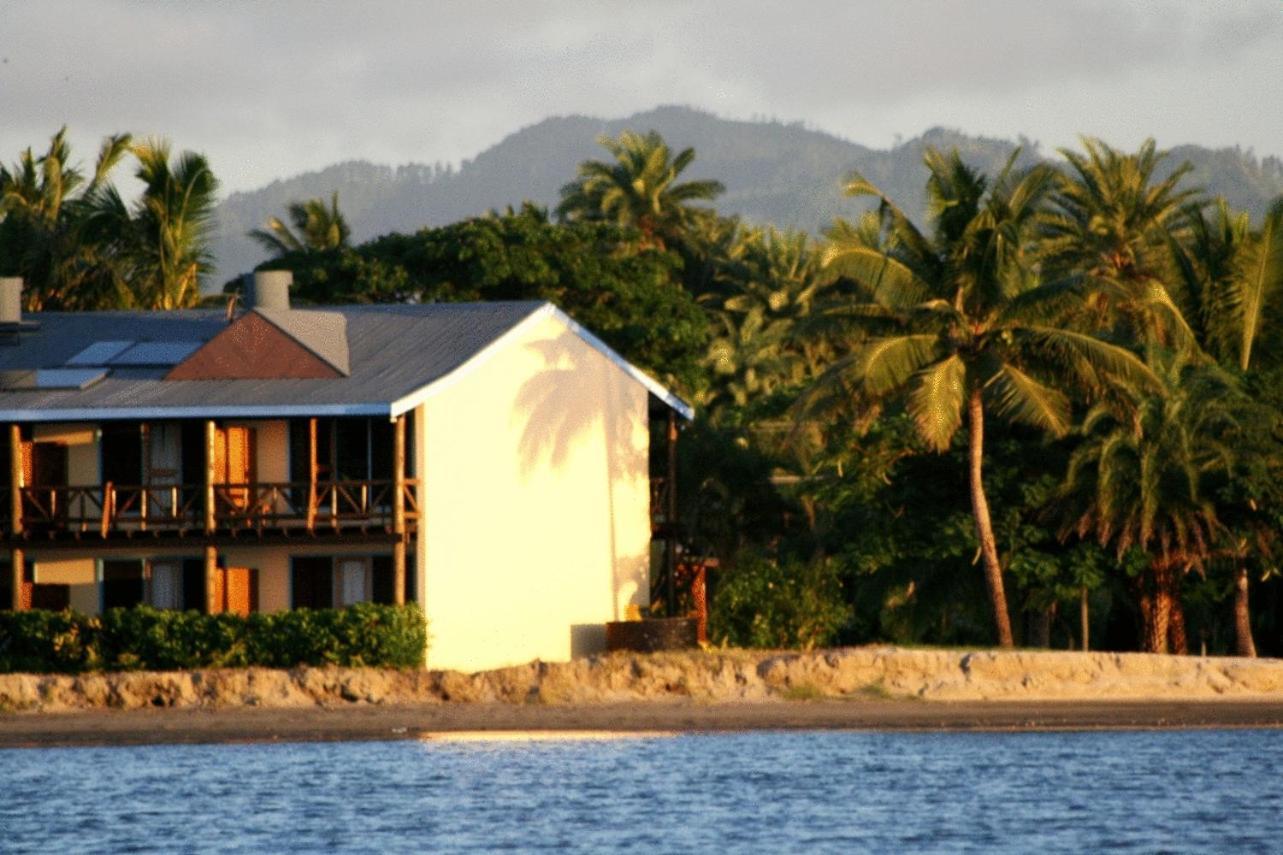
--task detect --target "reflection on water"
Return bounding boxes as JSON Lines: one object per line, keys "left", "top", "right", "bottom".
{"left": 2, "top": 729, "right": 1280, "bottom": 852}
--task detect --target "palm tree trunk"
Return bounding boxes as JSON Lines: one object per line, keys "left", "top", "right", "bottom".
{"left": 1145, "top": 564, "right": 1172, "bottom": 654}
{"left": 1168, "top": 573, "right": 1188, "bottom": 655}
{"left": 966, "top": 390, "right": 1014, "bottom": 648}
{"left": 1234, "top": 565, "right": 1257, "bottom": 658}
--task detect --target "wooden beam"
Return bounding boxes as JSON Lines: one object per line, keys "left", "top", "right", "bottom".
{"left": 9, "top": 547, "right": 23, "bottom": 611}
{"left": 204, "top": 420, "right": 216, "bottom": 535}
{"left": 9, "top": 423, "right": 22, "bottom": 535}
{"left": 204, "top": 544, "right": 218, "bottom": 614}
{"left": 392, "top": 414, "right": 406, "bottom": 606}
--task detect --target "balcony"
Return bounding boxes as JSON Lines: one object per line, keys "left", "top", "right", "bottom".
{"left": 4, "top": 479, "right": 419, "bottom": 541}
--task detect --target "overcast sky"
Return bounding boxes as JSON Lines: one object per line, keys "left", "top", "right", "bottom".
{"left": 1, "top": 0, "right": 1280, "bottom": 195}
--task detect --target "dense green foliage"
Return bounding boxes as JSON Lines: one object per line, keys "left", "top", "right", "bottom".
{"left": 0, "top": 604, "right": 427, "bottom": 673}
{"left": 0, "top": 129, "right": 219, "bottom": 309}
{"left": 251, "top": 204, "right": 711, "bottom": 394}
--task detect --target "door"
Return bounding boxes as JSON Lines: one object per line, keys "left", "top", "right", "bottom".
{"left": 147, "top": 422, "right": 182, "bottom": 518}
{"left": 214, "top": 426, "right": 255, "bottom": 512}
{"left": 209, "top": 566, "right": 257, "bottom": 616}
{"left": 25, "top": 442, "right": 68, "bottom": 525}
{"left": 223, "top": 566, "right": 257, "bottom": 616}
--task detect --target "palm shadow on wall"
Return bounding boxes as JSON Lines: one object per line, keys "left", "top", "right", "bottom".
{"left": 513, "top": 335, "right": 649, "bottom": 624}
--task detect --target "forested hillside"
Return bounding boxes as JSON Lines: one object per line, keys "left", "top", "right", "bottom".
{"left": 212, "top": 106, "right": 1283, "bottom": 279}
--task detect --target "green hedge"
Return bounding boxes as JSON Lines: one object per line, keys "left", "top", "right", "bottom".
{"left": 0, "top": 603, "right": 427, "bottom": 673}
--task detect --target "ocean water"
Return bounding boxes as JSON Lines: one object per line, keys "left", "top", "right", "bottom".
{"left": 1, "top": 729, "right": 1280, "bottom": 852}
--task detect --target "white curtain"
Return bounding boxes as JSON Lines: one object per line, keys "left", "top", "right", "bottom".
{"left": 149, "top": 422, "right": 182, "bottom": 515}
{"left": 337, "top": 559, "right": 369, "bottom": 606}
{"left": 150, "top": 562, "right": 182, "bottom": 610}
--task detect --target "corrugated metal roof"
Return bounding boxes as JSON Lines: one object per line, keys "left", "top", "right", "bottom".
{"left": 0, "top": 301, "right": 693, "bottom": 421}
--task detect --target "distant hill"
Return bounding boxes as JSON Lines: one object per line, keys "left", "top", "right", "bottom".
{"left": 211, "top": 105, "right": 1283, "bottom": 281}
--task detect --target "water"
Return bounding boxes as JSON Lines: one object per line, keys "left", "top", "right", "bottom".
{"left": 1, "top": 729, "right": 1280, "bottom": 852}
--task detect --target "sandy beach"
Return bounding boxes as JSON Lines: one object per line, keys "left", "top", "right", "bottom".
{"left": 5, "top": 698, "right": 1283, "bottom": 749}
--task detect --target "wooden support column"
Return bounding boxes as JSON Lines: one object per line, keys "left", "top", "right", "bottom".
{"left": 203, "top": 544, "right": 218, "bottom": 615}
{"left": 9, "top": 548, "right": 23, "bottom": 611}
{"left": 203, "top": 420, "right": 216, "bottom": 534}
{"left": 306, "top": 417, "right": 318, "bottom": 532}
{"left": 9, "top": 425, "right": 26, "bottom": 610}
{"left": 665, "top": 410, "right": 678, "bottom": 618}
{"left": 139, "top": 422, "right": 150, "bottom": 531}
{"left": 9, "top": 423, "right": 23, "bottom": 536}
{"left": 392, "top": 413, "right": 406, "bottom": 605}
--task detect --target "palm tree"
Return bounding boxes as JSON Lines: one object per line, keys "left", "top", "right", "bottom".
{"left": 1165, "top": 195, "right": 1283, "bottom": 655}
{"left": 0, "top": 127, "right": 132, "bottom": 309}
{"left": 557, "top": 130, "right": 724, "bottom": 251}
{"left": 93, "top": 139, "right": 219, "bottom": 309}
{"left": 1041, "top": 138, "right": 1200, "bottom": 348}
{"left": 1057, "top": 355, "right": 1239, "bottom": 653}
{"left": 1169, "top": 197, "right": 1283, "bottom": 371}
{"left": 250, "top": 191, "right": 351, "bottom": 257}
{"left": 806, "top": 149, "right": 1157, "bottom": 647}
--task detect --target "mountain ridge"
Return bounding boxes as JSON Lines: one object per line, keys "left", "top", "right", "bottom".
{"left": 212, "top": 105, "right": 1283, "bottom": 280}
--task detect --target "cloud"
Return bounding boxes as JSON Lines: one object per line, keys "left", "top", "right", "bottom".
{"left": 0, "top": 0, "right": 1279, "bottom": 194}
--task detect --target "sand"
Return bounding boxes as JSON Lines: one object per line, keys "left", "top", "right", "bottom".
{"left": 4, "top": 699, "right": 1283, "bottom": 748}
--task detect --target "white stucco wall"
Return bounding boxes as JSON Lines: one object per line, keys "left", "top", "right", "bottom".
{"left": 420, "top": 313, "right": 652, "bottom": 672}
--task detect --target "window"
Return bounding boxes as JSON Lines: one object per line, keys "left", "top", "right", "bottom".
{"left": 336, "top": 558, "right": 370, "bottom": 606}
{"left": 149, "top": 561, "right": 183, "bottom": 610}
{"left": 102, "top": 559, "right": 144, "bottom": 609}
{"left": 291, "top": 554, "right": 401, "bottom": 608}
{"left": 291, "top": 556, "right": 333, "bottom": 609}
{"left": 101, "top": 423, "right": 143, "bottom": 487}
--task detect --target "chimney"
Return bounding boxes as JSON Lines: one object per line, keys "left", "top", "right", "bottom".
{"left": 0, "top": 277, "right": 22, "bottom": 325}
{"left": 242, "top": 270, "right": 292, "bottom": 311}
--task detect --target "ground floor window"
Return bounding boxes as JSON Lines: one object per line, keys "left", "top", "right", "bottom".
{"left": 291, "top": 554, "right": 402, "bottom": 608}
{"left": 148, "top": 560, "right": 209, "bottom": 611}
{"left": 102, "top": 559, "right": 145, "bottom": 610}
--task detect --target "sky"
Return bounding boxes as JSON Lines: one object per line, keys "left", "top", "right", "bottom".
{"left": 1, "top": 0, "right": 1281, "bottom": 195}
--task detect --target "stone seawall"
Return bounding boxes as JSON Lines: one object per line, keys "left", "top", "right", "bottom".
{"left": 3, "top": 647, "right": 1283, "bottom": 713}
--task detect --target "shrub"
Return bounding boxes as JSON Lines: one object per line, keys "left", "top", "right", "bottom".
{"left": 0, "top": 604, "right": 427, "bottom": 673}
{"left": 710, "top": 550, "right": 851, "bottom": 649}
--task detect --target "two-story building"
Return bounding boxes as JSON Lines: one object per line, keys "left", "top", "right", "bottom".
{"left": 0, "top": 272, "right": 691, "bottom": 672}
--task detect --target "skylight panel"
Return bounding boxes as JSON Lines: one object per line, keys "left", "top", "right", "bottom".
{"left": 109, "top": 341, "right": 203, "bottom": 366}
{"left": 34, "top": 368, "right": 108, "bottom": 390}
{"left": 66, "top": 340, "right": 134, "bottom": 366}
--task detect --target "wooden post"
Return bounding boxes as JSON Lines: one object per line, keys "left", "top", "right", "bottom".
{"left": 9, "top": 547, "right": 23, "bottom": 611}
{"left": 139, "top": 422, "right": 150, "bottom": 531}
{"left": 204, "top": 420, "right": 216, "bottom": 534}
{"left": 203, "top": 544, "right": 218, "bottom": 614}
{"left": 306, "top": 417, "right": 318, "bottom": 532}
{"left": 665, "top": 410, "right": 678, "bottom": 618}
{"left": 9, "top": 423, "right": 22, "bottom": 536}
{"left": 392, "top": 414, "right": 406, "bottom": 605}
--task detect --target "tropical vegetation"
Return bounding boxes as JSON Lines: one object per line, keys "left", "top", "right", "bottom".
{"left": 3, "top": 125, "right": 1283, "bottom": 657}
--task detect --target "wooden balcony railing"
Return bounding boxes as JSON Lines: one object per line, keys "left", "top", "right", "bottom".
{"left": 8, "top": 479, "right": 419, "bottom": 539}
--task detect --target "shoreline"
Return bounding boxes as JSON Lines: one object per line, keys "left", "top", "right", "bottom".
{"left": 5, "top": 698, "right": 1283, "bottom": 749}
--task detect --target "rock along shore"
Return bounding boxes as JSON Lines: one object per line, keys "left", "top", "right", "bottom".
{"left": 2, "top": 646, "right": 1282, "bottom": 714}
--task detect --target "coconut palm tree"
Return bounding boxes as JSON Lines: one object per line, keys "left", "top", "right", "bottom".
{"left": 557, "top": 130, "right": 724, "bottom": 251}
{"left": 1169, "top": 197, "right": 1283, "bottom": 371}
{"left": 92, "top": 139, "right": 219, "bottom": 309}
{"left": 1041, "top": 138, "right": 1200, "bottom": 348}
{"left": 250, "top": 191, "right": 351, "bottom": 257}
{"left": 1164, "top": 196, "right": 1283, "bottom": 655}
{"left": 0, "top": 127, "right": 132, "bottom": 309}
{"left": 806, "top": 148, "right": 1157, "bottom": 647}
{"left": 1057, "top": 355, "right": 1239, "bottom": 653}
